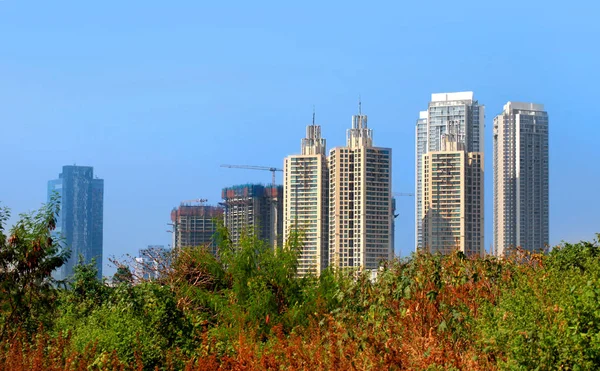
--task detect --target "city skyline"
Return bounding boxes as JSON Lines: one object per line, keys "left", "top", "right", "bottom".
{"left": 10, "top": 98, "right": 556, "bottom": 277}
{"left": 1, "top": 1, "right": 597, "bottom": 277}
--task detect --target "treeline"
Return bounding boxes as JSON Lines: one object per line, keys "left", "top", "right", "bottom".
{"left": 2, "top": 199, "right": 600, "bottom": 370}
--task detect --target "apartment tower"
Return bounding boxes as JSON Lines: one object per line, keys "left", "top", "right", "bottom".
{"left": 283, "top": 114, "right": 329, "bottom": 276}
{"left": 329, "top": 104, "right": 393, "bottom": 271}
{"left": 48, "top": 165, "right": 104, "bottom": 280}
{"left": 422, "top": 129, "right": 484, "bottom": 256}
{"left": 416, "top": 92, "right": 484, "bottom": 251}
{"left": 170, "top": 204, "right": 223, "bottom": 254}
{"left": 221, "top": 184, "right": 283, "bottom": 248}
{"left": 493, "top": 102, "right": 549, "bottom": 255}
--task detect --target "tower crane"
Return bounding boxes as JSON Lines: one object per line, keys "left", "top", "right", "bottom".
{"left": 220, "top": 164, "right": 283, "bottom": 248}
{"left": 220, "top": 164, "right": 283, "bottom": 187}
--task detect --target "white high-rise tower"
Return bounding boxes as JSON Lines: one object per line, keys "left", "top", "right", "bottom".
{"left": 283, "top": 113, "right": 329, "bottom": 276}
{"left": 493, "top": 102, "right": 549, "bottom": 255}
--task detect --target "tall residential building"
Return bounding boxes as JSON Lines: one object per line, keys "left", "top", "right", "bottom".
{"left": 415, "top": 111, "right": 428, "bottom": 251}
{"left": 494, "top": 102, "right": 549, "bottom": 255}
{"left": 283, "top": 116, "right": 329, "bottom": 276}
{"left": 415, "top": 92, "right": 484, "bottom": 251}
{"left": 329, "top": 105, "right": 393, "bottom": 271}
{"left": 221, "top": 184, "right": 283, "bottom": 248}
{"left": 170, "top": 204, "right": 223, "bottom": 254}
{"left": 422, "top": 132, "right": 484, "bottom": 256}
{"left": 48, "top": 165, "right": 104, "bottom": 280}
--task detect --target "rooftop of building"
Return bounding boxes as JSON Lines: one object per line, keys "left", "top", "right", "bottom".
{"left": 221, "top": 183, "right": 283, "bottom": 200}
{"left": 430, "top": 91, "right": 474, "bottom": 102}
{"left": 170, "top": 204, "right": 223, "bottom": 220}
{"left": 504, "top": 101, "right": 545, "bottom": 112}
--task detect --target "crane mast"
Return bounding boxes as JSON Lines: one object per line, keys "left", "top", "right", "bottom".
{"left": 220, "top": 164, "right": 283, "bottom": 187}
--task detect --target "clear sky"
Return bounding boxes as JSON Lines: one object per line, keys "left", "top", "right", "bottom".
{"left": 1, "top": 1, "right": 598, "bottom": 276}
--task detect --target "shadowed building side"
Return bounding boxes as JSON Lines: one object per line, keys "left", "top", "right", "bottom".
{"left": 422, "top": 133, "right": 484, "bottom": 257}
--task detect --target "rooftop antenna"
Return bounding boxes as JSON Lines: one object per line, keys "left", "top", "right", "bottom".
{"left": 358, "top": 94, "right": 362, "bottom": 115}
{"left": 312, "top": 105, "right": 315, "bottom": 125}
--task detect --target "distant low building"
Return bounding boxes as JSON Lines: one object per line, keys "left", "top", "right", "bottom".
{"left": 134, "top": 245, "right": 170, "bottom": 282}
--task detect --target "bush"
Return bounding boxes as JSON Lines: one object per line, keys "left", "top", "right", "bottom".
{"left": 478, "top": 238, "right": 600, "bottom": 370}
{"left": 2, "top": 200, "right": 600, "bottom": 370}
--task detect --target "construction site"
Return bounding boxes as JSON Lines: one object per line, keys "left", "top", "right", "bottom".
{"left": 221, "top": 184, "right": 283, "bottom": 248}
{"left": 170, "top": 200, "right": 223, "bottom": 254}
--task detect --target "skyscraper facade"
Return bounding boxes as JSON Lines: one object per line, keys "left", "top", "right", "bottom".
{"left": 48, "top": 165, "right": 104, "bottom": 280}
{"left": 283, "top": 118, "right": 329, "bottom": 276}
{"left": 415, "top": 92, "right": 484, "bottom": 251}
{"left": 493, "top": 102, "right": 549, "bottom": 255}
{"left": 170, "top": 204, "right": 223, "bottom": 254}
{"left": 422, "top": 134, "right": 484, "bottom": 256}
{"left": 329, "top": 107, "right": 393, "bottom": 270}
{"left": 221, "top": 184, "right": 283, "bottom": 248}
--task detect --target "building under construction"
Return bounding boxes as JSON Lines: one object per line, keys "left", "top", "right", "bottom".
{"left": 221, "top": 184, "right": 283, "bottom": 248}
{"left": 170, "top": 204, "right": 223, "bottom": 254}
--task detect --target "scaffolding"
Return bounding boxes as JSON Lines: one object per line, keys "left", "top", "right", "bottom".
{"left": 221, "top": 184, "right": 283, "bottom": 248}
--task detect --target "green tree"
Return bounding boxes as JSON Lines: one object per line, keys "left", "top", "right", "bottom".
{"left": 0, "top": 196, "right": 68, "bottom": 339}
{"left": 478, "top": 238, "right": 600, "bottom": 369}
{"left": 112, "top": 265, "right": 133, "bottom": 285}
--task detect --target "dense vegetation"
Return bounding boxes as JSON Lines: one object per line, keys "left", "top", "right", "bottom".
{"left": 2, "top": 199, "right": 600, "bottom": 370}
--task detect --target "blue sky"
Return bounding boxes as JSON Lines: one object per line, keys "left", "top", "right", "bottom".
{"left": 1, "top": 1, "right": 598, "bottom": 276}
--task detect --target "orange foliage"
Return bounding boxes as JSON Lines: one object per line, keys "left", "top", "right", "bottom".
{"left": 0, "top": 253, "right": 509, "bottom": 370}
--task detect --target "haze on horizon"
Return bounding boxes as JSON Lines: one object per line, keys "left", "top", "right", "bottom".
{"left": 1, "top": 0, "right": 598, "bottom": 276}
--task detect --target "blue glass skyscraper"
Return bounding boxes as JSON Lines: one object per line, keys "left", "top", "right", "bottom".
{"left": 48, "top": 165, "right": 104, "bottom": 280}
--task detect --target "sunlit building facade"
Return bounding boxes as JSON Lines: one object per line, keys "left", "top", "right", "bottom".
{"left": 422, "top": 134, "right": 484, "bottom": 256}
{"left": 416, "top": 92, "right": 484, "bottom": 251}
{"left": 493, "top": 102, "right": 549, "bottom": 255}
{"left": 284, "top": 118, "right": 329, "bottom": 276}
{"left": 329, "top": 107, "right": 393, "bottom": 271}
